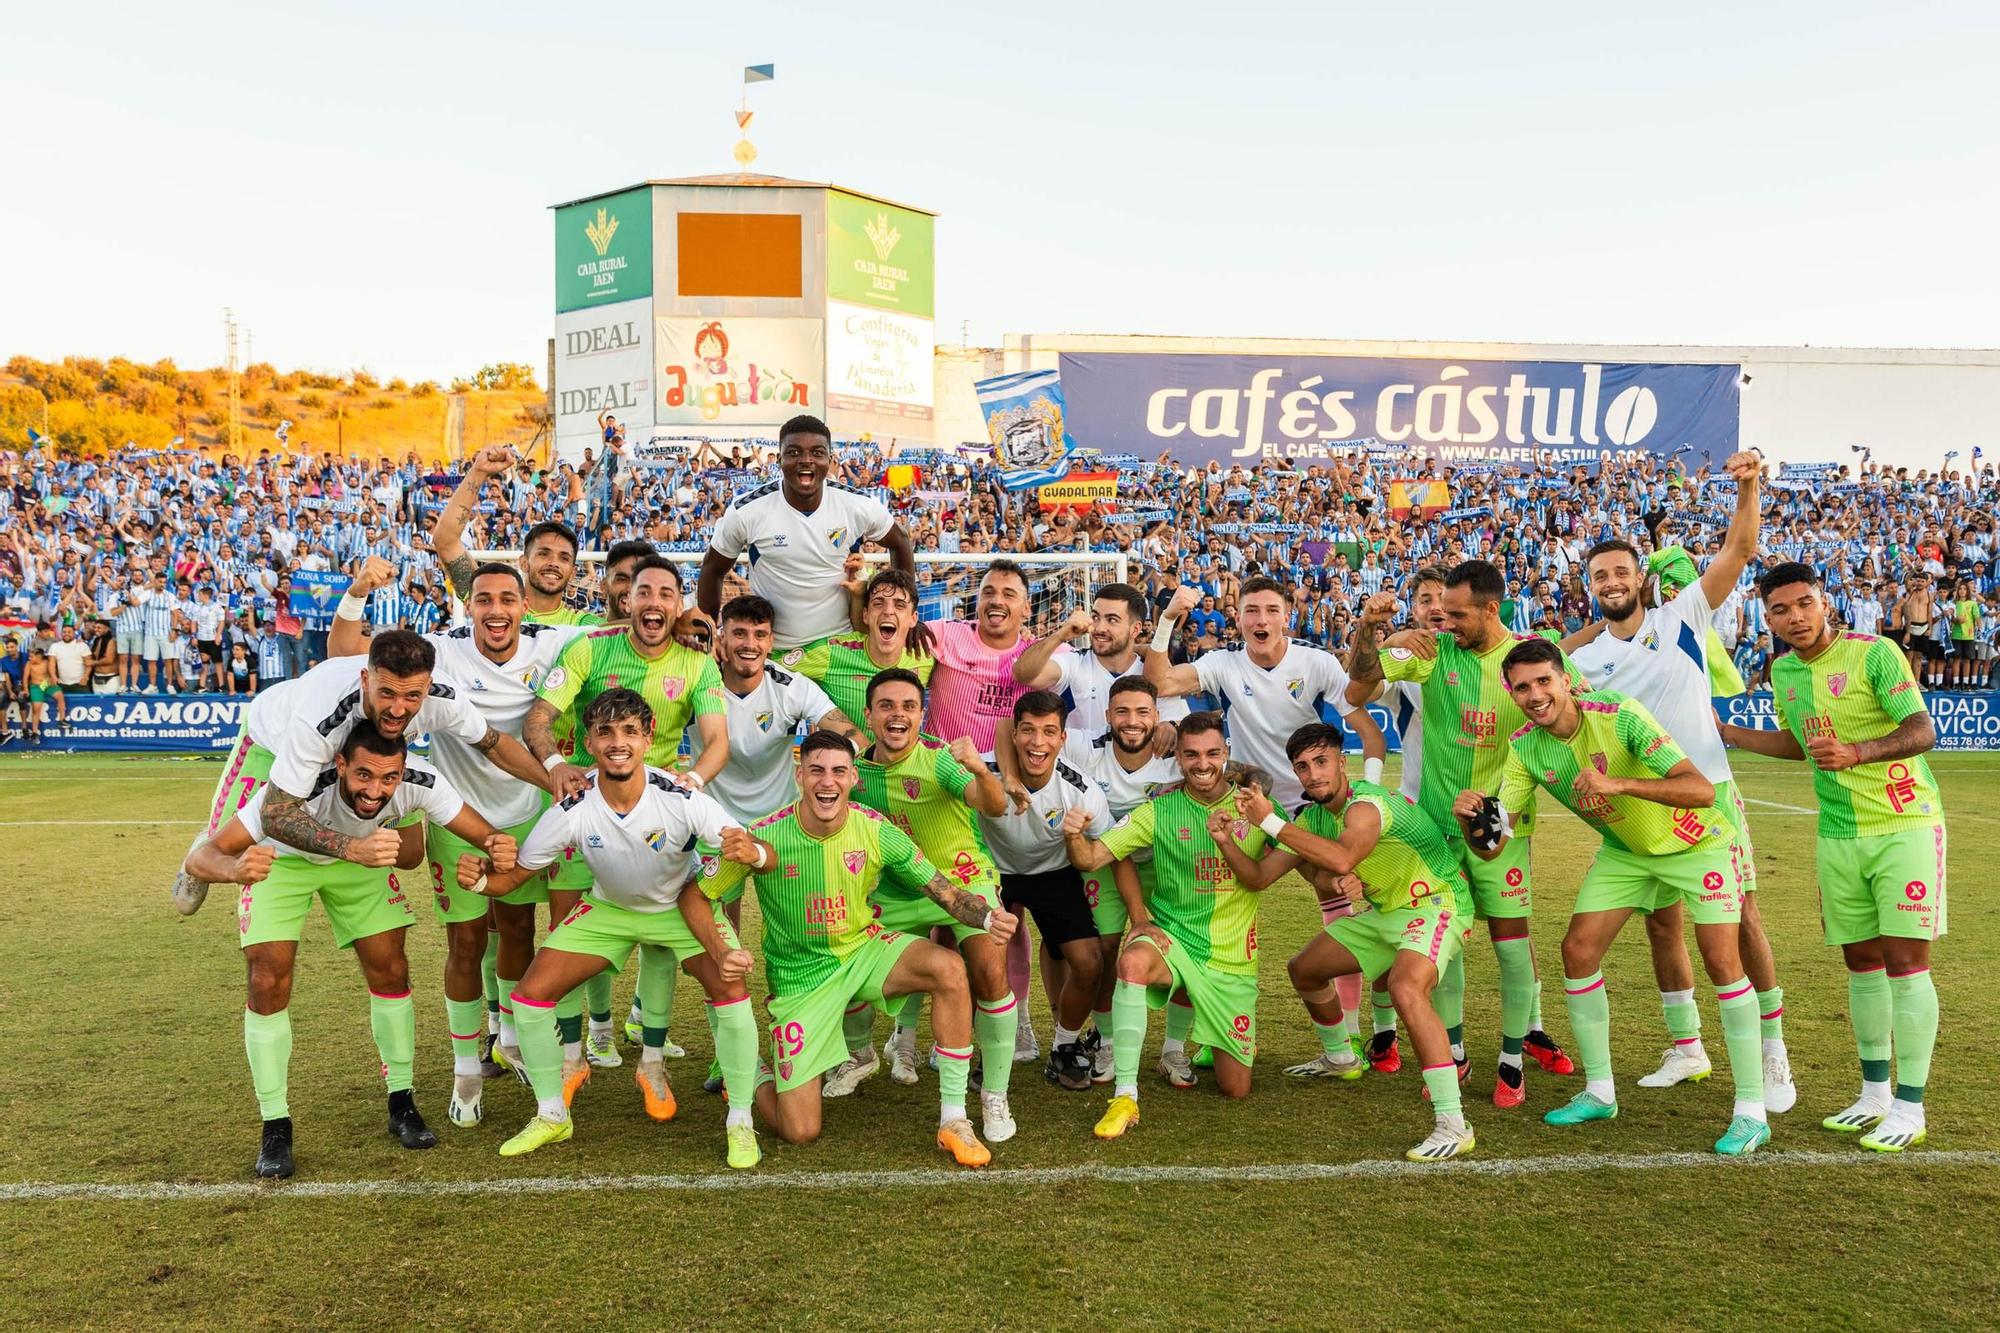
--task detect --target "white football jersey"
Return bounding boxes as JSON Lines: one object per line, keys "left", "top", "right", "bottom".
{"left": 1192, "top": 641, "right": 1361, "bottom": 810}
{"left": 707, "top": 483, "right": 894, "bottom": 648}
{"left": 1568, "top": 584, "right": 1732, "bottom": 784}
{"left": 1078, "top": 735, "right": 1182, "bottom": 820}
{"left": 1046, "top": 649, "right": 1188, "bottom": 766}
{"left": 252, "top": 655, "right": 490, "bottom": 799}
{"left": 978, "top": 755, "right": 1112, "bottom": 876}
{"left": 1377, "top": 680, "right": 1424, "bottom": 806}
{"left": 690, "top": 664, "right": 838, "bottom": 825}
{"left": 517, "top": 768, "right": 739, "bottom": 913}
{"left": 239, "top": 754, "right": 464, "bottom": 866}
{"left": 423, "top": 623, "right": 586, "bottom": 826}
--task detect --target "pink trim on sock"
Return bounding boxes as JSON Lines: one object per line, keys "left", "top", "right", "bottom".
{"left": 1565, "top": 977, "right": 1605, "bottom": 996}
{"left": 1848, "top": 964, "right": 1886, "bottom": 975}
{"left": 1716, "top": 981, "right": 1753, "bottom": 1003}
{"left": 369, "top": 989, "right": 412, "bottom": 1001}
{"left": 449, "top": 1030, "right": 483, "bottom": 1041}
{"left": 1887, "top": 966, "right": 1931, "bottom": 979}
{"left": 1421, "top": 1062, "right": 1457, "bottom": 1072}
{"left": 1674, "top": 1037, "right": 1701, "bottom": 1046}
{"left": 510, "top": 993, "right": 556, "bottom": 1010}
{"left": 707, "top": 996, "right": 749, "bottom": 1009}
{"left": 1760, "top": 1007, "right": 1784, "bottom": 1020}
{"left": 935, "top": 1046, "right": 973, "bottom": 1061}
{"left": 844, "top": 1002, "right": 870, "bottom": 1014}
{"left": 976, "top": 996, "right": 1018, "bottom": 1015}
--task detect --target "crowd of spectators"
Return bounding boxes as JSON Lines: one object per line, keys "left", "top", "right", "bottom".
{"left": 1, "top": 430, "right": 1995, "bottom": 741}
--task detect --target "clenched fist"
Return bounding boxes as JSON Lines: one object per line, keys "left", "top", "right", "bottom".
{"left": 231, "top": 844, "right": 277, "bottom": 885}
{"left": 483, "top": 832, "right": 518, "bottom": 873}
{"left": 345, "top": 828, "right": 403, "bottom": 869}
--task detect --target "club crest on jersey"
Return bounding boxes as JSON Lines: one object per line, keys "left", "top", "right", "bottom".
{"left": 1231, "top": 818, "right": 1250, "bottom": 841}
{"left": 1445, "top": 671, "right": 1461, "bottom": 685}
{"left": 1590, "top": 752, "right": 1608, "bottom": 774}
{"left": 1284, "top": 678, "right": 1304, "bottom": 700}
{"left": 755, "top": 710, "right": 774, "bottom": 732}
{"left": 902, "top": 777, "right": 922, "bottom": 800}
{"left": 521, "top": 668, "right": 543, "bottom": 689}
{"left": 1828, "top": 672, "right": 1849, "bottom": 699}
{"left": 826, "top": 526, "right": 848, "bottom": 547}
{"left": 660, "top": 677, "right": 686, "bottom": 701}
{"left": 1640, "top": 630, "right": 1658, "bottom": 651}
{"left": 644, "top": 828, "right": 669, "bottom": 852}
{"left": 1043, "top": 808, "right": 1064, "bottom": 831}
{"left": 843, "top": 850, "right": 866, "bottom": 876}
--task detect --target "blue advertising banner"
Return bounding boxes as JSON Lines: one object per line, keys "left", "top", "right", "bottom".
{"left": 1058, "top": 353, "right": 1742, "bottom": 468}
{"left": 1720, "top": 690, "right": 1999, "bottom": 752}
{"left": 25, "top": 694, "right": 249, "bottom": 753}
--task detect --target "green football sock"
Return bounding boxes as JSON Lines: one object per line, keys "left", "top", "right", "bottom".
{"left": 445, "top": 996, "right": 485, "bottom": 1069}
{"left": 497, "top": 975, "right": 522, "bottom": 1046}
{"left": 555, "top": 981, "right": 584, "bottom": 1031}
{"left": 368, "top": 989, "right": 416, "bottom": 1094}
{"left": 1435, "top": 951, "right": 1465, "bottom": 1042}
{"left": 1528, "top": 970, "right": 1545, "bottom": 1032}
{"left": 1112, "top": 980, "right": 1148, "bottom": 1093}
{"left": 243, "top": 1007, "right": 292, "bottom": 1120}
{"left": 638, "top": 946, "right": 677, "bottom": 1029}
{"left": 1091, "top": 1007, "right": 1113, "bottom": 1038}
{"left": 637, "top": 943, "right": 674, "bottom": 1048}
{"left": 711, "top": 998, "right": 759, "bottom": 1107}
{"left": 1888, "top": 969, "right": 1938, "bottom": 1100}
{"left": 1371, "top": 990, "right": 1398, "bottom": 1035}
{"left": 1661, "top": 987, "right": 1702, "bottom": 1043}
{"left": 975, "top": 994, "right": 1019, "bottom": 1095}
{"left": 1493, "top": 936, "right": 1535, "bottom": 1051}
{"left": 1714, "top": 978, "right": 1763, "bottom": 1107}
{"left": 1164, "top": 998, "right": 1194, "bottom": 1045}
{"left": 1313, "top": 1021, "right": 1347, "bottom": 1057}
{"left": 894, "top": 991, "right": 924, "bottom": 1030}
{"left": 936, "top": 1043, "right": 974, "bottom": 1111}
{"left": 480, "top": 932, "right": 501, "bottom": 1019}
{"left": 1756, "top": 986, "right": 1785, "bottom": 1043}
{"left": 585, "top": 969, "right": 614, "bottom": 1025}
{"left": 1849, "top": 968, "right": 1893, "bottom": 1083}
{"left": 557, "top": 1012, "right": 583, "bottom": 1045}
{"left": 512, "top": 993, "right": 565, "bottom": 1104}
{"left": 1421, "top": 1060, "right": 1462, "bottom": 1119}
{"left": 1562, "top": 972, "right": 1613, "bottom": 1095}
{"left": 843, "top": 1001, "right": 875, "bottom": 1055}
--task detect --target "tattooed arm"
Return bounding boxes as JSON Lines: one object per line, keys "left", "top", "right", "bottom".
{"left": 260, "top": 787, "right": 401, "bottom": 866}
{"left": 434, "top": 446, "right": 514, "bottom": 598}
{"left": 919, "top": 871, "right": 1018, "bottom": 944}
{"left": 523, "top": 700, "right": 592, "bottom": 798}
{"left": 471, "top": 724, "right": 555, "bottom": 792}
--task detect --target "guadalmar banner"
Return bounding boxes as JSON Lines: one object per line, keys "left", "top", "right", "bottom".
{"left": 658, "top": 317, "right": 823, "bottom": 426}
{"left": 1037, "top": 471, "right": 1117, "bottom": 509}
{"left": 1388, "top": 478, "right": 1450, "bottom": 519}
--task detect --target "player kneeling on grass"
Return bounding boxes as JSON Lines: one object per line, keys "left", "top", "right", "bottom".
{"left": 1469, "top": 638, "right": 1770, "bottom": 1156}
{"left": 1209, "top": 722, "right": 1478, "bottom": 1161}
{"left": 700, "top": 730, "right": 1018, "bottom": 1168}
{"left": 457, "top": 688, "right": 768, "bottom": 1169}
{"left": 1063, "top": 712, "right": 1271, "bottom": 1137}
{"left": 182, "top": 720, "right": 519, "bottom": 1180}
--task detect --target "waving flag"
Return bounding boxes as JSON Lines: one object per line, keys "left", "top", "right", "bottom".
{"left": 275, "top": 419, "right": 293, "bottom": 446}
{"left": 744, "top": 63, "right": 774, "bottom": 83}
{"left": 972, "top": 369, "right": 1079, "bottom": 491}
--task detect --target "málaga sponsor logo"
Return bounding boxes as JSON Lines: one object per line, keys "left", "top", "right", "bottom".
{"left": 62, "top": 698, "right": 251, "bottom": 728}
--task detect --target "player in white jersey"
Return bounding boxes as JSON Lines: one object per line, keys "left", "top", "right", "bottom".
{"left": 1144, "top": 577, "right": 1387, "bottom": 811}
{"left": 1011, "top": 583, "right": 1189, "bottom": 767}
{"left": 331, "top": 557, "right": 590, "bottom": 1124}
{"left": 181, "top": 721, "right": 520, "bottom": 1178}
{"left": 1562, "top": 450, "right": 1797, "bottom": 1112}
{"left": 698, "top": 413, "right": 918, "bottom": 650}
{"left": 456, "top": 688, "right": 768, "bottom": 1169}
{"left": 977, "top": 690, "right": 1115, "bottom": 1091}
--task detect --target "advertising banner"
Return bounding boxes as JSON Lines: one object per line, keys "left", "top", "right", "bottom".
{"left": 657, "top": 317, "right": 824, "bottom": 427}
{"left": 26, "top": 694, "right": 249, "bottom": 753}
{"left": 1058, "top": 352, "right": 1741, "bottom": 468}
{"left": 555, "top": 298, "right": 654, "bottom": 456}
{"left": 827, "top": 192, "right": 934, "bottom": 316}
{"left": 826, "top": 300, "right": 935, "bottom": 421}
{"left": 1037, "top": 471, "right": 1117, "bottom": 509}
{"left": 1719, "top": 690, "right": 1999, "bottom": 752}
{"left": 554, "top": 186, "right": 654, "bottom": 312}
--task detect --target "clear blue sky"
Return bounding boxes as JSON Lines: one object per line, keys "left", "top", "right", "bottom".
{"left": 5, "top": 1, "right": 1996, "bottom": 382}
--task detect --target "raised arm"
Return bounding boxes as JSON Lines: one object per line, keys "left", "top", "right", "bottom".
{"left": 328, "top": 555, "right": 399, "bottom": 655}
{"left": 1062, "top": 806, "right": 1116, "bottom": 872}
{"left": 433, "top": 447, "right": 513, "bottom": 598}
{"left": 1699, "top": 452, "right": 1765, "bottom": 609}
{"left": 1141, "top": 584, "right": 1204, "bottom": 698}
{"left": 1013, "top": 606, "right": 1087, "bottom": 688}
{"left": 1346, "top": 590, "right": 1398, "bottom": 686}
{"left": 696, "top": 548, "right": 734, "bottom": 622}
{"left": 946, "top": 736, "right": 1009, "bottom": 818}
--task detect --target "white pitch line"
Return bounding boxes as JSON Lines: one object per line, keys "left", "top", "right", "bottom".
{"left": 1742, "top": 797, "right": 1820, "bottom": 815}
{"left": 0, "top": 819, "right": 203, "bottom": 827}
{"left": 6, "top": 1149, "right": 1997, "bottom": 1205}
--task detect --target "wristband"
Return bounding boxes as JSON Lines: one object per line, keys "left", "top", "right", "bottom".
{"left": 470, "top": 873, "right": 489, "bottom": 896}
{"left": 753, "top": 842, "right": 769, "bottom": 870}
{"left": 335, "top": 593, "right": 367, "bottom": 622}
{"left": 679, "top": 770, "right": 705, "bottom": 790}
{"left": 1259, "top": 812, "right": 1287, "bottom": 839}
{"left": 543, "top": 753, "right": 567, "bottom": 772}
{"left": 1363, "top": 757, "right": 1384, "bottom": 786}
{"left": 980, "top": 909, "right": 995, "bottom": 932}
{"left": 1150, "top": 617, "right": 1179, "bottom": 653}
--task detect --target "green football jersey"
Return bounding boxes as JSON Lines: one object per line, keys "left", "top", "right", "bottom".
{"left": 524, "top": 605, "right": 604, "bottom": 628}
{"left": 853, "top": 734, "right": 998, "bottom": 900}
{"left": 785, "top": 634, "right": 934, "bottom": 732}
{"left": 1499, "top": 690, "right": 1734, "bottom": 857}
{"left": 1099, "top": 786, "right": 1269, "bottom": 975}
{"left": 1293, "top": 779, "right": 1467, "bottom": 912}
{"left": 525, "top": 606, "right": 604, "bottom": 751}
{"left": 1770, "top": 633, "right": 1943, "bottom": 838}
{"left": 1383, "top": 631, "right": 1579, "bottom": 839}
{"left": 537, "top": 628, "right": 724, "bottom": 767}
{"left": 702, "top": 804, "right": 936, "bottom": 995}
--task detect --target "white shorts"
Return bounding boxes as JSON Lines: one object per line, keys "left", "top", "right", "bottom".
{"left": 115, "top": 629, "right": 142, "bottom": 654}
{"left": 142, "top": 635, "right": 168, "bottom": 661}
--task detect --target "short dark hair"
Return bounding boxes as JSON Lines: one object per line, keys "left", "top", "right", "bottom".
{"left": 1107, "top": 675, "right": 1158, "bottom": 705}
{"left": 367, "top": 629, "right": 435, "bottom": 679}
{"left": 799, "top": 729, "right": 855, "bottom": 763}
{"left": 469, "top": 562, "right": 524, "bottom": 592}
{"left": 630, "top": 556, "right": 683, "bottom": 591}
{"left": 1013, "top": 689, "right": 1067, "bottom": 725}
{"left": 522, "top": 521, "right": 580, "bottom": 559}
{"left": 339, "top": 719, "right": 405, "bottom": 763}
{"left": 779, "top": 414, "right": 833, "bottom": 447}
{"left": 863, "top": 567, "right": 917, "bottom": 607}
{"left": 1239, "top": 575, "right": 1289, "bottom": 603}
{"left": 582, "top": 686, "right": 653, "bottom": 733}
{"left": 1092, "top": 583, "right": 1147, "bottom": 621}
{"left": 1285, "top": 721, "right": 1347, "bottom": 763}
{"left": 981, "top": 558, "right": 1030, "bottom": 596}
{"left": 1409, "top": 565, "right": 1449, "bottom": 594}
{"left": 1177, "top": 710, "right": 1227, "bottom": 742}
{"left": 1501, "top": 636, "right": 1566, "bottom": 681}
{"left": 865, "top": 667, "right": 925, "bottom": 708}
{"left": 1759, "top": 561, "right": 1820, "bottom": 601}
{"left": 1584, "top": 539, "right": 1643, "bottom": 572}
{"left": 603, "top": 539, "right": 655, "bottom": 571}
{"left": 1445, "top": 559, "right": 1506, "bottom": 605}
{"left": 721, "top": 594, "right": 774, "bottom": 627}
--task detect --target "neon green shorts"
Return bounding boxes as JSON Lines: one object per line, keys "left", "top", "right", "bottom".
{"left": 1453, "top": 833, "right": 1533, "bottom": 920}
{"left": 871, "top": 877, "right": 999, "bottom": 944}
{"left": 1717, "top": 779, "right": 1759, "bottom": 895}
{"left": 767, "top": 925, "right": 918, "bottom": 1092}
{"left": 207, "top": 731, "right": 275, "bottom": 837}
{"left": 542, "top": 893, "right": 740, "bottom": 972}
{"left": 237, "top": 855, "right": 418, "bottom": 950}
{"left": 1127, "top": 930, "right": 1258, "bottom": 1066}
{"left": 427, "top": 813, "right": 546, "bottom": 922}
{"left": 1815, "top": 826, "right": 1948, "bottom": 946}
{"left": 1083, "top": 857, "right": 1156, "bottom": 936}
{"left": 1328, "top": 890, "right": 1468, "bottom": 982}
{"left": 1573, "top": 839, "right": 1742, "bottom": 926}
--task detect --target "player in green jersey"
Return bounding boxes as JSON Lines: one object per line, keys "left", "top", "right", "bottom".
{"left": 848, "top": 668, "right": 1023, "bottom": 1142}
{"left": 1212, "top": 722, "right": 1477, "bottom": 1161}
{"left": 1475, "top": 638, "right": 1769, "bottom": 1153}
{"left": 1719, "top": 562, "right": 1946, "bottom": 1153}
{"left": 697, "top": 730, "right": 1019, "bottom": 1167}
{"left": 1346, "top": 560, "right": 1574, "bottom": 1104}
{"left": 785, "top": 566, "right": 934, "bottom": 734}
{"left": 1063, "top": 713, "right": 1273, "bottom": 1137}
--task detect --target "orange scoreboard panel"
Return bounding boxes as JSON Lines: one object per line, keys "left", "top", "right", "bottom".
{"left": 676, "top": 213, "right": 804, "bottom": 298}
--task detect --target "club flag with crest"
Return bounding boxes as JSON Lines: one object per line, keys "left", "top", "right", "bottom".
{"left": 972, "top": 369, "right": 1079, "bottom": 492}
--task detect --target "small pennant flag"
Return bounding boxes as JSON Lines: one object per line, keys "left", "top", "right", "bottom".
{"left": 26, "top": 427, "right": 49, "bottom": 448}
{"left": 744, "top": 63, "right": 774, "bottom": 83}
{"left": 1973, "top": 446, "right": 1984, "bottom": 463}
{"left": 276, "top": 419, "right": 293, "bottom": 445}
